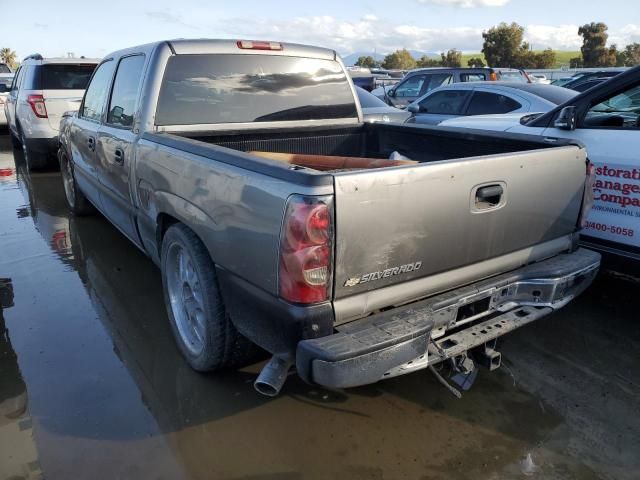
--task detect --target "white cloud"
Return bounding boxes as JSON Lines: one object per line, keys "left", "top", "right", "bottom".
{"left": 610, "top": 24, "right": 640, "bottom": 46}
{"left": 524, "top": 24, "right": 582, "bottom": 50}
{"left": 214, "top": 16, "right": 639, "bottom": 56}
{"left": 417, "top": 0, "right": 510, "bottom": 7}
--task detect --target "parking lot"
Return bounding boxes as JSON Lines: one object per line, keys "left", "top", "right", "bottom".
{"left": 0, "top": 130, "right": 638, "bottom": 480}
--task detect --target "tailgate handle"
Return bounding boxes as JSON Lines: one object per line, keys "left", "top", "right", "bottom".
{"left": 475, "top": 184, "right": 504, "bottom": 207}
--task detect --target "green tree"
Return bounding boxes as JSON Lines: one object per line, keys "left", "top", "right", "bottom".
{"left": 416, "top": 55, "right": 440, "bottom": 67}
{"left": 622, "top": 42, "right": 640, "bottom": 66}
{"left": 529, "top": 48, "right": 556, "bottom": 69}
{"left": 569, "top": 56, "right": 584, "bottom": 68}
{"left": 0, "top": 48, "right": 17, "bottom": 69}
{"left": 382, "top": 49, "right": 417, "bottom": 70}
{"left": 578, "top": 22, "right": 616, "bottom": 67}
{"left": 481, "top": 22, "right": 525, "bottom": 67}
{"left": 467, "top": 57, "right": 485, "bottom": 67}
{"left": 354, "top": 55, "right": 379, "bottom": 68}
{"left": 440, "top": 49, "right": 462, "bottom": 67}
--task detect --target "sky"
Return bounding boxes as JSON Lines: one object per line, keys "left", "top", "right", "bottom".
{"left": 2, "top": 0, "right": 639, "bottom": 60}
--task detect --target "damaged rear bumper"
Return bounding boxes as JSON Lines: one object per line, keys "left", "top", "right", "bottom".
{"left": 296, "top": 248, "right": 600, "bottom": 389}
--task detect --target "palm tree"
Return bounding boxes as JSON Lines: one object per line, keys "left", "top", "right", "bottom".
{"left": 0, "top": 48, "right": 17, "bottom": 69}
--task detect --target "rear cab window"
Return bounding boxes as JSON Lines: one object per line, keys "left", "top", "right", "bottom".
{"left": 23, "top": 64, "right": 97, "bottom": 90}
{"left": 155, "top": 54, "right": 358, "bottom": 125}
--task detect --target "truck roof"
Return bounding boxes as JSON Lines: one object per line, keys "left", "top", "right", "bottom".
{"left": 103, "top": 39, "right": 337, "bottom": 62}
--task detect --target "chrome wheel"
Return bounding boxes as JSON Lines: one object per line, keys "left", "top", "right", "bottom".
{"left": 166, "top": 243, "right": 206, "bottom": 356}
{"left": 60, "top": 153, "right": 76, "bottom": 208}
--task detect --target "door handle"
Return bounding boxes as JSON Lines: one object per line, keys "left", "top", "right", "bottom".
{"left": 87, "top": 136, "right": 95, "bottom": 152}
{"left": 475, "top": 184, "right": 504, "bottom": 207}
{"left": 114, "top": 148, "right": 124, "bottom": 165}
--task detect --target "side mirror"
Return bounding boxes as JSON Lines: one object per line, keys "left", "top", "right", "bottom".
{"left": 387, "top": 88, "right": 395, "bottom": 98}
{"left": 554, "top": 106, "right": 577, "bottom": 130}
{"left": 407, "top": 104, "right": 420, "bottom": 114}
{"left": 110, "top": 106, "right": 124, "bottom": 122}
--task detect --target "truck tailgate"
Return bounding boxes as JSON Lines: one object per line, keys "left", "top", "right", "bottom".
{"left": 332, "top": 145, "right": 586, "bottom": 303}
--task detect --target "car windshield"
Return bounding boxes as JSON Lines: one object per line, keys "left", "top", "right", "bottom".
{"left": 499, "top": 71, "right": 526, "bottom": 82}
{"left": 156, "top": 54, "right": 358, "bottom": 125}
{"left": 591, "top": 85, "right": 640, "bottom": 113}
{"left": 41, "top": 64, "right": 96, "bottom": 89}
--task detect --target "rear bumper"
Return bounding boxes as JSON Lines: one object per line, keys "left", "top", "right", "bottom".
{"left": 297, "top": 248, "right": 600, "bottom": 389}
{"left": 24, "top": 136, "right": 58, "bottom": 156}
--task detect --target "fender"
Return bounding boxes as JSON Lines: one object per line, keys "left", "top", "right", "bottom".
{"left": 136, "top": 189, "right": 218, "bottom": 266}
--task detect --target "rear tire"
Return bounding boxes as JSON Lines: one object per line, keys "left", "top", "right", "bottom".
{"left": 58, "top": 148, "right": 95, "bottom": 216}
{"left": 161, "top": 223, "right": 257, "bottom": 371}
{"left": 18, "top": 126, "right": 48, "bottom": 171}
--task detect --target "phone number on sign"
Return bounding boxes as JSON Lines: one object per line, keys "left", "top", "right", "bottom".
{"left": 584, "top": 221, "right": 635, "bottom": 237}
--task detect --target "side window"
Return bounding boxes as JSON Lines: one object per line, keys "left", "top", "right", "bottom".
{"left": 460, "top": 73, "right": 486, "bottom": 82}
{"left": 466, "top": 91, "right": 521, "bottom": 115}
{"left": 11, "top": 66, "right": 24, "bottom": 92}
{"left": 80, "top": 60, "right": 116, "bottom": 122}
{"left": 422, "top": 74, "right": 454, "bottom": 94}
{"left": 395, "top": 75, "right": 425, "bottom": 97}
{"left": 583, "top": 83, "right": 640, "bottom": 129}
{"left": 107, "top": 55, "right": 146, "bottom": 127}
{"left": 418, "top": 90, "right": 470, "bottom": 115}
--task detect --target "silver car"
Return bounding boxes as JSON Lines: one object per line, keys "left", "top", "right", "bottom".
{"left": 407, "top": 82, "right": 577, "bottom": 125}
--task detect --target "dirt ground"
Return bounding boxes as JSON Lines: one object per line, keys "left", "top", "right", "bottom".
{"left": 1, "top": 132, "right": 638, "bottom": 480}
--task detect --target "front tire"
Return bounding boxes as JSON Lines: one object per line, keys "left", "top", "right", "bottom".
{"left": 58, "top": 148, "right": 95, "bottom": 215}
{"left": 161, "top": 223, "right": 256, "bottom": 371}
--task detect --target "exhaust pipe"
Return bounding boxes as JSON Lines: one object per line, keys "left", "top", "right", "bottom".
{"left": 254, "top": 356, "right": 292, "bottom": 397}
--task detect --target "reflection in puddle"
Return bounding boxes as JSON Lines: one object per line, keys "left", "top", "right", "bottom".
{"left": 0, "top": 278, "right": 43, "bottom": 480}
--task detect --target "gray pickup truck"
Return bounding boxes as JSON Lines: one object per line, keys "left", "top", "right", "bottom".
{"left": 57, "top": 39, "right": 600, "bottom": 396}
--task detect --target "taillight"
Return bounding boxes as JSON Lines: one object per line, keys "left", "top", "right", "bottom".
{"left": 279, "top": 195, "right": 333, "bottom": 304}
{"left": 237, "top": 40, "right": 283, "bottom": 51}
{"left": 27, "top": 94, "right": 48, "bottom": 118}
{"left": 579, "top": 161, "right": 596, "bottom": 228}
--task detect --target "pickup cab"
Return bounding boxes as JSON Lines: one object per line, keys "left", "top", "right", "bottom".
{"left": 57, "top": 39, "right": 600, "bottom": 396}
{"left": 440, "top": 66, "right": 640, "bottom": 263}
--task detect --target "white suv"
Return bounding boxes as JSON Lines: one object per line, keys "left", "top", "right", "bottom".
{"left": 5, "top": 54, "right": 98, "bottom": 170}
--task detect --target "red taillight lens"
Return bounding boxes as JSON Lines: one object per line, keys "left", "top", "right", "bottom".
{"left": 236, "top": 40, "right": 283, "bottom": 51}
{"left": 27, "top": 94, "right": 48, "bottom": 118}
{"left": 279, "top": 195, "right": 333, "bottom": 304}
{"left": 579, "top": 162, "right": 596, "bottom": 228}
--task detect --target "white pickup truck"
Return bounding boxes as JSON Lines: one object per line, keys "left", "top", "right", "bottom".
{"left": 440, "top": 66, "right": 640, "bottom": 263}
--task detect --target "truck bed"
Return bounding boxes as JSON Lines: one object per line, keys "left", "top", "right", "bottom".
{"left": 167, "top": 122, "right": 577, "bottom": 170}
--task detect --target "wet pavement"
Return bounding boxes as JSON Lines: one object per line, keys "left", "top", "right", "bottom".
{"left": 0, "top": 130, "right": 638, "bottom": 480}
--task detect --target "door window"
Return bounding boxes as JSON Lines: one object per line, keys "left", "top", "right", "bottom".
{"left": 80, "top": 60, "right": 116, "bottom": 122}
{"left": 107, "top": 55, "right": 146, "bottom": 128}
{"left": 418, "top": 90, "right": 469, "bottom": 114}
{"left": 460, "top": 73, "right": 486, "bottom": 82}
{"left": 465, "top": 91, "right": 521, "bottom": 115}
{"left": 395, "top": 75, "right": 426, "bottom": 97}
{"left": 11, "top": 66, "right": 24, "bottom": 92}
{"left": 583, "top": 83, "right": 640, "bottom": 129}
{"left": 422, "top": 73, "right": 454, "bottom": 94}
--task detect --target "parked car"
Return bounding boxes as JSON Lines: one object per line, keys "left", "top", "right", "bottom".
{"left": 373, "top": 67, "right": 531, "bottom": 108}
{"left": 562, "top": 70, "right": 623, "bottom": 90}
{"left": 4, "top": 54, "right": 99, "bottom": 170}
{"left": 567, "top": 77, "right": 612, "bottom": 93}
{"left": 0, "top": 63, "right": 13, "bottom": 91}
{"left": 57, "top": 38, "right": 599, "bottom": 396}
{"left": 529, "top": 74, "right": 551, "bottom": 84}
{"left": 0, "top": 92, "right": 8, "bottom": 126}
{"left": 355, "top": 86, "right": 411, "bottom": 123}
{"left": 439, "top": 65, "right": 640, "bottom": 262}
{"left": 406, "top": 82, "right": 577, "bottom": 125}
